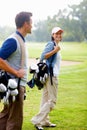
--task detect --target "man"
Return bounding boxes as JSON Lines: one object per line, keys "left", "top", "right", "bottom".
{"left": 0, "top": 11, "right": 32, "bottom": 130}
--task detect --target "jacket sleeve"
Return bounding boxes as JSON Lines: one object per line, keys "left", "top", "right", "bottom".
{"left": 40, "top": 41, "right": 54, "bottom": 61}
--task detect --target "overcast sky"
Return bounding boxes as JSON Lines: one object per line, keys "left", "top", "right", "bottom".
{"left": 0, "top": 0, "right": 82, "bottom": 27}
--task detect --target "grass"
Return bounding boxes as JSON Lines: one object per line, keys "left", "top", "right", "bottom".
{"left": 0, "top": 42, "right": 87, "bottom": 130}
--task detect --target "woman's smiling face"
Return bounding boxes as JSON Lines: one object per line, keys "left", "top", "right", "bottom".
{"left": 52, "top": 31, "right": 63, "bottom": 43}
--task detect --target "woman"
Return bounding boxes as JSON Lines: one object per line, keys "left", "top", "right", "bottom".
{"left": 31, "top": 27, "right": 63, "bottom": 130}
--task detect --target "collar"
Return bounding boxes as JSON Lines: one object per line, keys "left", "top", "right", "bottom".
{"left": 16, "top": 31, "right": 25, "bottom": 42}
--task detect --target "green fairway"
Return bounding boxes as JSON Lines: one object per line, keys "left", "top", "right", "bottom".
{"left": 0, "top": 42, "right": 87, "bottom": 130}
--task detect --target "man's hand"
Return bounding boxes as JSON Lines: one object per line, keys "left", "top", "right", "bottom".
{"left": 16, "top": 69, "right": 25, "bottom": 78}
{"left": 0, "top": 58, "right": 25, "bottom": 78}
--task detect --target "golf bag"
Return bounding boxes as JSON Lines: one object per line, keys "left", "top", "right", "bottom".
{"left": 27, "top": 62, "right": 49, "bottom": 90}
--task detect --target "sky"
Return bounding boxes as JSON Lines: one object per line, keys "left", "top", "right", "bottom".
{"left": 0, "top": 0, "right": 82, "bottom": 27}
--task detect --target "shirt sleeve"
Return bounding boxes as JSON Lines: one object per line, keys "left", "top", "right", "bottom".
{"left": 0, "top": 38, "right": 17, "bottom": 59}
{"left": 40, "top": 41, "right": 54, "bottom": 60}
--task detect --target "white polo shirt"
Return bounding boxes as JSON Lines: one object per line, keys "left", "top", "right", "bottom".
{"left": 53, "top": 52, "right": 61, "bottom": 76}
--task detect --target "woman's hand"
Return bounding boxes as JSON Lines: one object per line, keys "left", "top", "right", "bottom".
{"left": 54, "top": 45, "right": 61, "bottom": 53}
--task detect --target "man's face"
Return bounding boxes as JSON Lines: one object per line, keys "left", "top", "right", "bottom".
{"left": 25, "top": 18, "right": 32, "bottom": 34}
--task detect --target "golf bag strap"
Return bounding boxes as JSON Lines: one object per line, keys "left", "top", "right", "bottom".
{"left": 49, "top": 41, "right": 56, "bottom": 85}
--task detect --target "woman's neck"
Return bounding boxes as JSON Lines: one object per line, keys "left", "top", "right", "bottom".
{"left": 54, "top": 41, "right": 59, "bottom": 45}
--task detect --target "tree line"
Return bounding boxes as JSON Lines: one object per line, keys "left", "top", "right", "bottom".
{"left": 0, "top": 0, "right": 87, "bottom": 42}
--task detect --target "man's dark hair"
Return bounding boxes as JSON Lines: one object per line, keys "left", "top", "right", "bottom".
{"left": 15, "top": 11, "right": 32, "bottom": 28}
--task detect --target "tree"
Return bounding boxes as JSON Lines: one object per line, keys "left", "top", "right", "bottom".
{"left": 33, "top": 20, "right": 50, "bottom": 42}
{"left": 69, "top": 0, "right": 87, "bottom": 40}
{"left": 0, "top": 26, "right": 15, "bottom": 41}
